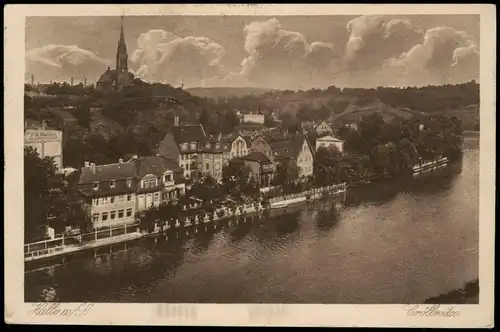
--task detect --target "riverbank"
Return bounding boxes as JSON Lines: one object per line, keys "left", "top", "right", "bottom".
{"left": 424, "top": 279, "right": 479, "bottom": 304}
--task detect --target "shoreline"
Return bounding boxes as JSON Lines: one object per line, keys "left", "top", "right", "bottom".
{"left": 424, "top": 279, "right": 479, "bottom": 304}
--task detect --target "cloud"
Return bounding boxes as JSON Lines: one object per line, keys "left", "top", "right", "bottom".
{"left": 229, "top": 18, "right": 340, "bottom": 89}
{"left": 130, "top": 29, "right": 226, "bottom": 87}
{"left": 376, "top": 26, "right": 480, "bottom": 87}
{"left": 26, "top": 45, "right": 109, "bottom": 83}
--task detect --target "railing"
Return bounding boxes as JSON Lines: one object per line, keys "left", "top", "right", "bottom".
{"left": 268, "top": 183, "right": 347, "bottom": 204}
{"left": 24, "top": 222, "right": 140, "bottom": 258}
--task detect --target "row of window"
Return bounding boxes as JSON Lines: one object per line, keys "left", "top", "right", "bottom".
{"left": 93, "top": 179, "right": 133, "bottom": 190}
{"left": 93, "top": 208, "right": 133, "bottom": 222}
{"left": 93, "top": 194, "right": 133, "bottom": 206}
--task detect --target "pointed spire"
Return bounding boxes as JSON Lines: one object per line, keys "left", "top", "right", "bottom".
{"left": 118, "top": 15, "right": 126, "bottom": 52}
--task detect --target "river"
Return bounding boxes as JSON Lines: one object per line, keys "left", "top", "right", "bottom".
{"left": 25, "top": 138, "right": 479, "bottom": 303}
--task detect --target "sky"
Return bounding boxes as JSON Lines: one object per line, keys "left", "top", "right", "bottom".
{"left": 25, "top": 15, "right": 480, "bottom": 89}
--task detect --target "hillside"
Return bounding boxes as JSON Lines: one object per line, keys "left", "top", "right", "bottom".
{"left": 186, "top": 87, "right": 277, "bottom": 99}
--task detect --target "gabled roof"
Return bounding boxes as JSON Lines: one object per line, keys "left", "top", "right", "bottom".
{"left": 79, "top": 162, "right": 136, "bottom": 184}
{"left": 241, "top": 151, "right": 272, "bottom": 164}
{"left": 317, "top": 135, "right": 343, "bottom": 142}
{"left": 170, "top": 125, "right": 206, "bottom": 145}
{"left": 268, "top": 134, "right": 309, "bottom": 161}
{"left": 130, "top": 155, "right": 182, "bottom": 178}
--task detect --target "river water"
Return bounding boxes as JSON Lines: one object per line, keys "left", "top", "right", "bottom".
{"left": 25, "top": 138, "right": 479, "bottom": 303}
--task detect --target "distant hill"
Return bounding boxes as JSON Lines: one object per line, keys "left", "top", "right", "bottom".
{"left": 186, "top": 87, "right": 278, "bottom": 99}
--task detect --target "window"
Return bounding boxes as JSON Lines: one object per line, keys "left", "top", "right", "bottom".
{"left": 103, "top": 197, "right": 109, "bottom": 205}
{"left": 181, "top": 143, "right": 188, "bottom": 151}
{"left": 190, "top": 142, "right": 196, "bottom": 150}
{"left": 164, "top": 174, "right": 172, "bottom": 182}
{"left": 181, "top": 164, "right": 185, "bottom": 169}
{"left": 92, "top": 213, "right": 99, "bottom": 222}
{"left": 186, "top": 163, "right": 190, "bottom": 170}
{"left": 143, "top": 179, "right": 156, "bottom": 188}
{"left": 102, "top": 212, "right": 108, "bottom": 221}
{"left": 206, "top": 163, "right": 210, "bottom": 170}
{"left": 126, "top": 208, "right": 132, "bottom": 217}
{"left": 127, "top": 179, "right": 132, "bottom": 188}
{"left": 93, "top": 182, "right": 99, "bottom": 190}
{"left": 215, "top": 162, "right": 220, "bottom": 170}
{"left": 216, "top": 143, "right": 220, "bottom": 149}
{"left": 127, "top": 194, "right": 132, "bottom": 201}
{"left": 205, "top": 143, "right": 211, "bottom": 149}
{"left": 110, "top": 211, "right": 116, "bottom": 220}
{"left": 118, "top": 210, "right": 124, "bottom": 219}
{"left": 110, "top": 197, "right": 115, "bottom": 204}
{"left": 93, "top": 199, "right": 99, "bottom": 206}
{"left": 154, "top": 193, "right": 159, "bottom": 202}
{"left": 110, "top": 180, "right": 116, "bottom": 188}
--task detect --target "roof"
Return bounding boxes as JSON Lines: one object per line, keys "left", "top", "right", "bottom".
{"left": 268, "top": 135, "right": 307, "bottom": 161}
{"left": 79, "top": 162, "right": 136, "bottom": 184}
{"left": 317, "top": 135, "right": 343, "bottom": 142}
{"left": 130, "top": 155, "right": 182, "bottom": 178}
{"left": 241, "top": 151, "right": 272, "bottom": 164}
{"left": 97, "top": 69, "right": 116, "bottom": 84}
{"left": 170, "top": 125, "right": 206, "bottom": 145}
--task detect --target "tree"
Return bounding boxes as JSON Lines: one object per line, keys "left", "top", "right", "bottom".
{"left": 223, "top": 111, "right": 240, "bottom": 133}
{"left": 199, "top": 109, "right": 210, "bottom": 128}
{"left": 313, "top": 145, "right": 343, "bottom": 185}
{"left": 222, "top": 159, "right": 252, "bottom": 198}
{"left": 73, "top": 102, "right": 91, "bottom": 129}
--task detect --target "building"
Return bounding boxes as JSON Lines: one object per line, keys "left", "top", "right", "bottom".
{"left": 268, "top": 134, "right": 314, "bottom": 178}
{"left": 24, "top": 121, "right": 63, "bottom": 170}
{"left": 315, "top": 135, "right": 344, "bottom": 153}
{"left": 314, "top": 120, "right": 334, "bottom": 136}
{"left": 240, "top": 152, "right": 275, "bottom": 189}
{"left": 240, "top": 110, "right": 265, "bottom": 124}
{"left": 77, "top": 156, "right": 186, "bottom": 228}
{"left": 157, "top": 117, "right": 225, "bottom": 181}
{"left": 132, "top": 155, "right": 186, "bottom": 211}
{"left": 250, "top": 135, "right": 275, "bottom": 163}
{"left": 78, "top": 160, "right": 137, "bottom": 228}
{"left": 96, "top": 16, "right": 134, "bottom": 92}
{"left": 157, "top": 121, "right": 207, "bottom": 180}
{"left": 200, "top": 137, "right": 224, "bottom": 182}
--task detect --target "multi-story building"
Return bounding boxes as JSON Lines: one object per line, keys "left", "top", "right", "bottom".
{"left": 267, "top": 134, "right": 315, "bottom": 179}
{"left": 240, "top": 152, "right": 275, "bottom": 189}
{"left": 24, "top": 120, "right": 63, "bottom": 170}
{"left": 158, "top": 121, "right": 207, "bottom": 180}
{"left": 249, "top": 135, "right": 275, "bottom": 163}
{"left": 200, "top": 138, "right": 224, "bottom": 182}
{"left": 77, "top": 156, "right": 185, "bottom": 228}
{"left": 315, "top": 135, "right": 344, "bottom": 153}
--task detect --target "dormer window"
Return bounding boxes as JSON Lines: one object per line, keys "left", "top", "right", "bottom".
{"left": 205, "top": 142, "right": 211, "bottom": 149}
{"left": 181, "top": 143, "right": 188, "bottom": 151}
{"left": 164, "top": 173, "right": 173, "bottom": 182}
{"left": 110, "top": 180, "right": 116, "bottom": 188}
{"left": 127, "top": 178, "right": 132, "bottom": 188}
{"left": 93, "top": 182, "right": 99, "bottom": 190}
{"left": 190, "top": 142, "right": 196, "bottom": 150}
{"left": 216, "top": 143, "right": 220, "bottom": 149}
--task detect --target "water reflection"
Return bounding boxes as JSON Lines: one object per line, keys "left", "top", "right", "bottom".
{"left": 25, "top": 146, "right": 479, "bottom": 303}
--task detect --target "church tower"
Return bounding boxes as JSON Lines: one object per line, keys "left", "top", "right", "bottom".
{"left": 115, "top": 16, "right": 131, "bottom": 90}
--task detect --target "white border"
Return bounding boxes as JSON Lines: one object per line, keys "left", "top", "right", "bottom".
{"left": 4, "top": 4, "right": 496, "bottom": 327}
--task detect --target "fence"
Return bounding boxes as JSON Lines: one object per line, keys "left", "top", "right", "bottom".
{"left": 24, "top": 222, "right": 140, "bottom": 259}
{"left": 268, "top": 183, "right": 347, "bottom": 204}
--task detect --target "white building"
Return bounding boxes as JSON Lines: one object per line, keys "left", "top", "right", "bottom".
{"left": 315, "top": 135, "right": 344, "bottom": 153}
{"left": 24, "top": 121, "right": 63, "bottom": 169}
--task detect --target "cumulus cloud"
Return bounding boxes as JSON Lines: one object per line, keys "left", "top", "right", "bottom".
{"left": 376, "top": 26, "right": 480, "bottom": 87}
{"left": 130, "top": 29, "right": 226, "bottom": 87}
{"left": 229, "top": 18, "right": 340, "bottom": 89}
{"left": 26, "top": 45, "right": 109, "bottom": 83}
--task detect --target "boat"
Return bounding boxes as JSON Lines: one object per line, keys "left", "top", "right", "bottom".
{"left": 271, "top": 201, "right": 289, "bottom": 209}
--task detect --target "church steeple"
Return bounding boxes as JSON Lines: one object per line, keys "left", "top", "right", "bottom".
{"left": 115, "top": 15, "right": 130, "bottom": 90}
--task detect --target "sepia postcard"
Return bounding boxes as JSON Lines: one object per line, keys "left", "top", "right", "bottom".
{"left": 4, "top": 3, "right": 496, "bottom": 328}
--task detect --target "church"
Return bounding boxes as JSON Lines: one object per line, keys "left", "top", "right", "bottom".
{"left": 96, "top": 16, "right": 134, "bottom": 92}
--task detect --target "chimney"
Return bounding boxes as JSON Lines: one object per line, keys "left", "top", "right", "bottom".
{"left": 31, "top": 74, "right": 34, "bottom": 85}
{"left": 118, "top": 158, "right": 123, "bottom": 163}
{"left": 218, "top": 132, "right": 222, "bottom": 142}
{"left": 84, "top": 76, "right": 87, "bottom": 86}
{"left": 90, "top": 163, "right": 96, "bottom": 174}
{"left": 42, "top": 120, "right": 47, "bottom": 130}
{"left": 84, "top": 161, "right": 90, "bottom": 167}
{"left": 174, "top": 116, "right": 179, "bottom": 127}
{"left": 132, "top": 155, "right": 138, "bottom": 159}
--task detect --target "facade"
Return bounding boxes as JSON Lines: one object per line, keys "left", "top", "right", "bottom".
{"left": 200, "top": 138, "right": 224, "bottom": 182}
{"left": 240, "top": 152, "right": 275, "bottom": 188}
{"left": 315, "top": 135, "right": 344, "bottom": 153}
{"left": 96, "top": 16, "right": 133, "bottom": 92}
{"left": 268, "top": 134, "right": 314, "bottom": 178}
{"left": 24, "top": 121, "right": 63, "bottom": 170}
{"left": 250, "top": 135, "right": 275, "bottom": 163}
{"left": 243, "top": 112, "right": 265, "bottom": 124}
{"left": 314, "top": 120, "right": 334, "bottom": 136}
{"left": 229, "top": 134, "right": 249, "bottom": 160}
{"left": 77, "top": 156, "right": 185, "bottom": 228}
{"left": 157, "top": 119, "right": 226, "bottom": 182}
